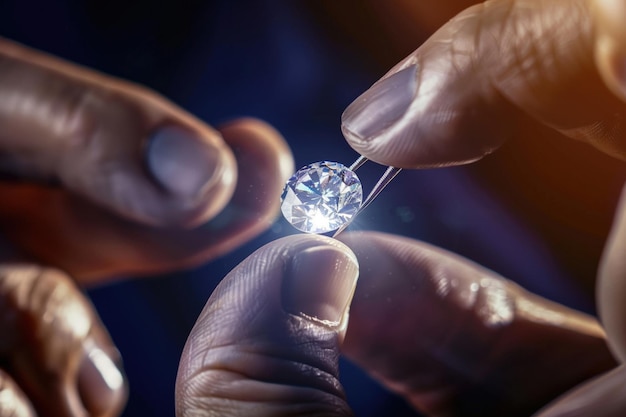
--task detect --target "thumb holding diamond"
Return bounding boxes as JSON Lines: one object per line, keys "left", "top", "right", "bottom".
{"left": 175, "top": 235, "right": 359, "bottom": 416}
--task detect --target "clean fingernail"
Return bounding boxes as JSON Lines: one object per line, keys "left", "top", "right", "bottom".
{"left": 283, "top": 245, "right": 359, "bottom": 326}
{"left": 342, "top": 65, "right": 418, "bottom": 141}
{"left": 78, "top": 344, "right": 126, "bottom": 416}
{"left": 146, "top": 126, "right": 223, "bottom": 198}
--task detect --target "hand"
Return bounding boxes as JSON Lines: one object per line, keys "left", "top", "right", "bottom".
{"left": 0, "top": 38, "right": 293, "bottom": 416}
{"left": 175, "top": 233, "right": 616, "bottom": 416}
{"left": 341, "top": 0, "right": 626, "bottom": 167}
{"left": 176, "top": 0, "right": 626, "bottom": 416}
{"left": 338, "top": 0, "right": 626, "bottom": 415}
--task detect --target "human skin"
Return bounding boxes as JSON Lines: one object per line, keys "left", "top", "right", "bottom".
{"left": 316, "top": 0, "right": 626, "bottom": 295}
{"left": 175, "top": 232, "right": 617, "bottom": 417}
{"left": 340, "top": 0, "right": 626, "bottom": 414}
{"left": 0, "top": 38, "right": 294, "bottom": 417}
{"left": 176, "top": 0, "right": 626, "bottom": 416}
{"left": 2, "top": 0, "right": 626, "bottom": 415}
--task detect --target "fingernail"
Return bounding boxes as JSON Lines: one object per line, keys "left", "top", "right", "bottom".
{"left": 78, "top": 344, "right": 126, "bottom": 416}
{"left": 283, "top": 245, "right": 359, "bottom": 326}
{"left": 146, "top": 126, "right": 223, "bottom": 197}
{"left": 342, "top": 65, "right": 418, "bottom": 141}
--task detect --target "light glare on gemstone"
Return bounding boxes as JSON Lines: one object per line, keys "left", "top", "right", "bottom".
{"left": 280, "top": 161, "right": 363, "bottom": 234}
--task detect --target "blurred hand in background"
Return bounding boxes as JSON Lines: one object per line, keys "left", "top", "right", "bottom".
{"left": 0, "top": 39, "right": 293, "bottom": 417}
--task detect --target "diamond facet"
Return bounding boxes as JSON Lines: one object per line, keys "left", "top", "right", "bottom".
{"left": 281, "top": 161, "right": 363, "bottom": 234}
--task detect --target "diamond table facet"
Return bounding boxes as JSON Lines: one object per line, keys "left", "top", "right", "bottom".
{"left": 281, "top": 161, "right": 363, "bottom": 234}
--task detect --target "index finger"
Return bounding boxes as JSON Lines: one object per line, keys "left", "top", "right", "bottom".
{"left": 338, "top": 231, "right": 616, "bottom": 416}
{"left": 341, "top": 0, "right": 626, "bottom": 168}
{"left": 0, "top": 38, "right": 235, "bottom": 227}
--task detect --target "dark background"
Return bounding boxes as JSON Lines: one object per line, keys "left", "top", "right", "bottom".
{"left": 1, "top": 1, "right": 621, "bottom": 415}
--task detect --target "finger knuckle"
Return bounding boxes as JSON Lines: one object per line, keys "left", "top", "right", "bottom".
{"left": 481, "top": 0, "right": 589, "bottom": 90}
{"left": 54, "top": 85, "right": 140, "bottom": 156}
{"left": 0, "top": 265, "right": 93, "bottom": 360}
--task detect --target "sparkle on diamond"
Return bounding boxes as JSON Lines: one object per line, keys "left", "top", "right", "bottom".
{"left": 280, "top": 161, "right": 363, "bottom": 234}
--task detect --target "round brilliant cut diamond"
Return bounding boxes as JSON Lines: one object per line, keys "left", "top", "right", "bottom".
{"left": 280, "top": 161, "right": 363, "bottom": 234}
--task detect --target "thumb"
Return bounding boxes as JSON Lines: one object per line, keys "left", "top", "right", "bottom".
{"left": 175, "top": 235, "right": 359, "bottom": 417}
{"left": 341, "top": 0, "right": 626, "bottom": 167}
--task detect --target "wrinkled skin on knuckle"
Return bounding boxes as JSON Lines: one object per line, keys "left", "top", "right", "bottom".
{"left": 177, "top": 349, "right": 351, "bottom": 417}
{"left": 474, "top": 0, "right": 626, "bottom": 157}
{"left": 436, "top": 0, "right": 620, "bottom": 159}
{"left": 0, "top": 265, "right": 94, "bottom": 375}
{"left": 54, "top": 88, "right": 145, "bottom": 189}
{"left": 479, "top": 0, "right": 592, "bottom": 113}
{"left": 179, "top": 320, "right": 350, "bottom": 414}
{"left": 0, "top": 51, "right": 147, "bottom": 183}
{"left": 0, "top": 54, "right": 90, "bottom": 150}
{"left": 179, "top": 370, "right": 350, "bottom": 417}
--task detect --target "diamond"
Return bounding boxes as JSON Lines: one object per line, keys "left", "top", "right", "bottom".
{"left": 281, "top": 161, "right": 363, "bottom": 234}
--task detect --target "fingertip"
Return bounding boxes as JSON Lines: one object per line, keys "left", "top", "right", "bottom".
{"left": 77, "top": 341, "right": 127, "bottom": 417}
{"left": 177, "top": 235, "right": 356, "bottom": 416}
{"left": 340, "top": 62, "right": 429, "bottom": 168}
{"left": 219, "top": 117, "right": 294, "bottom": 184}
{"left": 0, "top": 265, "right": 128, "bottom": 417}
{"left": 192, "top": 118, "right": 293, "bottom": 243}
{"left": 187, "top": 233, "right": 357, "bottom": 335}
{"left": 139, "top": 118, "right": 294, "bottom": 271}
{"left": 0, "top": 117, "right": 293, "bottom": 280}
{"left": 340, "top": 43, "right": 508, "bottom": 168}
